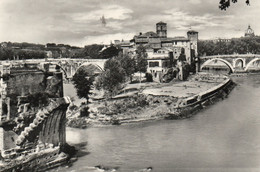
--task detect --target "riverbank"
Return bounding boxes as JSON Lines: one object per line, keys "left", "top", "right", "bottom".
{"left": 66, "top": 73, "right": 235, "bottom": 128}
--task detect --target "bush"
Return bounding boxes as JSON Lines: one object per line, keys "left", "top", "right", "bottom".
{"left": 67, "top": 118, "right": 87, "bottom": 129}
{"left": 145, "top": 73, "right": 153, "bottom": 82}
{"left": 69, "top": 105, "right": 78, "bottom": 111}
{"left": 27, "top": 92, "right": 49, "bottom": 107}
{"left": 97, "top": 95, "right": 149, "bottom": 116}
{"left": 134, "top": 94, "right": 149, "bottom": 107}
{"left": 80, "top": 106, "right": 89, "bottom": 117}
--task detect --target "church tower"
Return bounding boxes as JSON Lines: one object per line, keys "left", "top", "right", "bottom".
{"left": 187, "top": 29, "right": 199, "bottom": 57}
{"left": 156, "top": 22, "right": 167, "bottom": 38}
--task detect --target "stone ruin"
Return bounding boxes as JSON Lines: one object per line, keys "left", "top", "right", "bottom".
{"left": 0, "top": 62, "right": 71, "bottom": 171}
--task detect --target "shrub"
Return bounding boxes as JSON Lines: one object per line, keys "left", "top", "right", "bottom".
{"left": 27, "top": 92, "right": 49, "bottom": 107}
{"left": 145, "top": 73, "right": 153, "bottom": 82}
{"left": 80, "top": 106, "right": 89, "bottom": 117}
{"left": 69, "top": 105, "right": 78, "bottom": 111}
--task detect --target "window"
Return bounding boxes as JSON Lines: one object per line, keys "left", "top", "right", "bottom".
{"left": 149, "top": 61, "right": 159, "bottom": 67}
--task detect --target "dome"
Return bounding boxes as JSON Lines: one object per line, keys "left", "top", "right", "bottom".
{"left": 245, "top": 25, "right": 255, "bottom": 37}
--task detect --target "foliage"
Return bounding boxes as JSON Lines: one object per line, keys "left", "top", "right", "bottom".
{"left": 145, "top": 73, "right": 153, "bottom": 82}
{"left": 80, "top": 106, "right": 89, "bottom": 117}
{"left": 97, "top": 94, "right": 149, "bottom": 116}
{"left": 69, "top": 104, "right": 78, "bottom": 111}
{"left": 83, "top": 44, "right": 104, "bottom": 58}
{"left": 98, "top": 45, "right": 121, "bottom": 59}
{"left": 4, "top": 42, "right": 45, "bottom": 49}
{"left": 0, "top": 47, "right": 14, "bottom": 60}
{"left": 16, "top": 50, "right": 47, "bottom": 59}
{"left": 27, "top": 92, "right": 49, "bottom": 107}
{"left": 198, "top": 36, "right": 260, "bottom": 56}
{"left": 219, "top": 0, "right": 250, "bottom": 10}
{"left": 70, "top": 48, "right": 88, "bottom": 58}
{"left": 71, "top": 44, "right": 120, "bottom": 59}
{"left": 67, "top": 117, "right": 87, "bottom": 129}
{"left": 135, "top": 45, "right": 148, "bottom": 74}
{"left": 95, "top": 57, "right": 126, "bottom": 97}
{"left": 72, "top": 69, "right": 94, "bottom": 102}
{"left": 178, "top": 48, "right": 186, "bottom": 62}
{"left": 117, "top": 52, "right": 136, "bottom": 80}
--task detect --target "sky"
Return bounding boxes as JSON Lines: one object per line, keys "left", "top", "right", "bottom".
{"left": 0, "top": 0, "right": 259, "bottom": 47}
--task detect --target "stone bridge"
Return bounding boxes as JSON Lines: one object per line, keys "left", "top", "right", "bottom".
{"left": 200, "top": 54, "right": 260, "bottom": 73}
{"left": 0, "top": 58, "right": 107, "bottom": 79}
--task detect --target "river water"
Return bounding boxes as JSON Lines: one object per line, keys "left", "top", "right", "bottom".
{"left": 61, "top": 75, "right": 260, "bottom": 172}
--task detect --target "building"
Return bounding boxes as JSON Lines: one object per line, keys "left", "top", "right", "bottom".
{"left": 114, "top": 40, "right": 135, "bottom": 56}
{"left": 156, "top": 21, "right": 167, "bottom": 38}
{"left": 130, "top": 22, "right": 198, "bottom": 81}
{"left": 204, "top": 38, "right": 231, "bottom": 43}
{"left": 245, "top": 25, "right": 255, "bottom": 37}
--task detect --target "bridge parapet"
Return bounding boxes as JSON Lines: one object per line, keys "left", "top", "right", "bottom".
{"left": 200, "top": 54, "right": 260, "bottom": 59}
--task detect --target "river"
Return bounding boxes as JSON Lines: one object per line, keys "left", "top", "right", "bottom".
{"left": 60, "top": 75, "right": 260, "bottom": 172}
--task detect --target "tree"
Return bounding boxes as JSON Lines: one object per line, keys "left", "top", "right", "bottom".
{"left": 219, "top": 0, "right": 250, "bottom": 10}
{"left": 98, "top": 45, "right": 121, "bottom": 59}
{"left": 95, "top": 57, "right": 126, "bottom": 97}
{"left": 83, "top": 44, "right": 104, "bottom": 59}
{"left": 117, "top": 52, "right": 136, "bottom": 81}
{"left": 0, "top": 47, "right": 14, "bottom": 60}
{"left": 72, "top": 69, "right": 93, "bottom": 103}
{"left": 135, "top": 45, "right": 148, "bottom": 82}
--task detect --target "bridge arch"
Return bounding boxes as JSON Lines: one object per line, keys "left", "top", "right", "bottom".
{"left": 54, "top": 64, "right": 70, "bottom": 79}
{"left": 74, "top": 63, "right": 104, "bottom": 77}
{"left": 234, "top": 58, "right": 245, "bottom": 69}
{"left": 37, "top": 62, "right": 70, "bottom": 80}
{"left": 245, "top": 58, "right": 260, "bottom": 71}
{"left": 201, "top": 58, "right": 234, "bottom": 73}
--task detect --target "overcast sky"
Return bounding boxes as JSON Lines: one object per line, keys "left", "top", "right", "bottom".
{"left": 0, "top": 0, "right": 259, "bottom": 46}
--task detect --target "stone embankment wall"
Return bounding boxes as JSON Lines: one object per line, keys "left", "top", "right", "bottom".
{"left": 170, "top": 77, "right": 235, "bottom": 119}
{"left": 0, "top": 62, "right": 71, "bottom": 172}
{"left": 179, "top": 77, "right": 233, "bottom": 107}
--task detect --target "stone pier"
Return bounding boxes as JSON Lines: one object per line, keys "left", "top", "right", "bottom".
{"left": 0, "top": 62, "right": 71, "bottom": 171}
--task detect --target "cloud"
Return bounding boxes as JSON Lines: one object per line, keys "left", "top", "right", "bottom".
{"left": 141, "top": 8, "right": 234, "bottom": 34}
{"left": 72, "top": 5, "right": 133, "bottom": 22}
{"left": 0, "top": 0, "right": 260, "bottom": 45}
{"left": 188, "top": 0, "right": 202, "bottom": 4}
{"left": 82, "top": 32, "right": 135, "bottom": 45}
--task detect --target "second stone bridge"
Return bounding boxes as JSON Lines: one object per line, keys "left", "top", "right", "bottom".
{"left": 200, "top": 54, "right": 260, "bottom": 72}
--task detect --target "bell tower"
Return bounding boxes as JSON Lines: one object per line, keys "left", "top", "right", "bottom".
{"left": 187, "top": 29, "right": 198, "bottom": 57}
{"left": 156, "top": 21, "right": 167, "bottom": 38}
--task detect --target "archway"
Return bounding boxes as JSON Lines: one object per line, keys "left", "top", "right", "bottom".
{"left": 201, "top": 58, "right": 234, "bottom": 73}
{"left": 54, "top": 64, "right": 69, "bottom": 80}
{"left": 234, "top": 58, "right": 244, "bottom": 69}
{"left": 74, "top": 63, "right": 104, "bottom": 78}
{"left": 245, "top": 58, "right": 260, "bottom": 71}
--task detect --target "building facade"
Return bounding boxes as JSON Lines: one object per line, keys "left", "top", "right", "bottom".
{"left": 130, "top": 22, "right": 198, "bottom": 81}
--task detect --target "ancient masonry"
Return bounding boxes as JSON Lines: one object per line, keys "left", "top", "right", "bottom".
{"left": 0, "top": 62, "right": 71, "bottom": 171}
